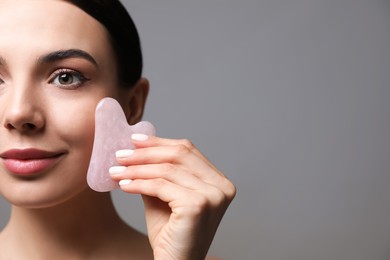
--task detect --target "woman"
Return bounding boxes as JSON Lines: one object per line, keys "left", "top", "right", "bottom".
{"left": 0, "top": 0, "right": 236, "bottom": 259}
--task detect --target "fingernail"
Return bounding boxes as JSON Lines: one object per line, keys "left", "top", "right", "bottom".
{"left": 131, "top": 133, "right": 148, "bottom": 141}
{"left": 119, "top": 179, "right": 132, "bottom": 186}
{"left": 109, "top": 166, "right": 127, "bottom": 175}
{"left": 116, "top": 149, "right": 134, "bottom": 158}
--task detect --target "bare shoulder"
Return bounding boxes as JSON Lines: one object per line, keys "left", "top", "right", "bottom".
{"left": 206, "top": 256, "right": 222, "bottom": 260}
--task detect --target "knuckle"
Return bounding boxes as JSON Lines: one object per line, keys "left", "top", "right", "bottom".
{"left": 173, "top": 143, "right": 191, "bottom": 156}
{"left": 186, "top": 195, "right": 209, "bottom": 216}
{"left": 179, "top": 139, "right": 195, "bottom": 150}
{"left": 160, "top": 163, "right": 175, "bottom": 175}
{"left": 180, "top": 139, "right": 195, "bottom": 151}
{"left": 224, "top": 180, "right": 237, "bottom": 201}
{"left": 209, "top": 179, "right": 237, "bottom": 207}
{"left": 151, "top": 178, "right": 166, "bottom": 189}
{"left": 209, "top": 188, "right": 227, "bottom": 207}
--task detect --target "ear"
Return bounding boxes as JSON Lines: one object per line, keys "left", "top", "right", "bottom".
{"left": 122, "top": 78, "right": 149, "bottom": 125}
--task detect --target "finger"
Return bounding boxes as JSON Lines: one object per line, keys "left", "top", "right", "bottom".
{"left": 128, "top": 134, "right": 236, "bottom": 200}
{"left": 118, "top": 177, "right": 231, "bottom": 219}
{"left": 116, "top": 145, "right": 215, "bottom": 177}
{"left": 124, "top": 135, "right": 226, "bottom": 179}
{"left": 118, "top": 178, "right": 200, "bottom": 209}
{"left": 131, "top": 135, "right": 216, "bottom": 170}
{"left": 111, "top": 161, "right": 236, "bottom": 204}
{"left": 110, "top": 163, "right": 206, "bottom": 190}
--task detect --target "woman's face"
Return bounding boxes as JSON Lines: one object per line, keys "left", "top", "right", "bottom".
{"left": 0, "top": 0, "right": 129, "bottom": 207}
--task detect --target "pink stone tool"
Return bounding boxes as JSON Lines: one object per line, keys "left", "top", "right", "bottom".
{"left": 87, "top": 97, "right": 155, "bottom": 192}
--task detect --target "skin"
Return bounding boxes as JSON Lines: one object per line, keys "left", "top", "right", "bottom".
{"left": 0, "top": 1, "right": 236, "bottom": 259}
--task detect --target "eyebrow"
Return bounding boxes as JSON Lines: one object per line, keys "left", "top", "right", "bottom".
{"left": 37, "top": 49, "right": 98, "bottom": 67}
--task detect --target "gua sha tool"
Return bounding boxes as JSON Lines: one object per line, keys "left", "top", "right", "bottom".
{"left": 87, "top": 97, "right": 155, "bottom": 192}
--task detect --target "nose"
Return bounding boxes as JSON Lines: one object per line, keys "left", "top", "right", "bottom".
{"left": 2, "top": 87, "right": 45, "bottom": 134}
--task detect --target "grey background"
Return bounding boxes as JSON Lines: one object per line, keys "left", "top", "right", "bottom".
{"left": 1, "top": 0, "right": 390, "bottom": 259}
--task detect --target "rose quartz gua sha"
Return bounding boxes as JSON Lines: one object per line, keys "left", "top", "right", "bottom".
{"left": 87, "top": 97, "right": 155, "bottom": 192}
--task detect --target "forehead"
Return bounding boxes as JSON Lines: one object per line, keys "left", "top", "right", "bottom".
{"left": 0, "top": 0, "right": 111, "bottom": 63}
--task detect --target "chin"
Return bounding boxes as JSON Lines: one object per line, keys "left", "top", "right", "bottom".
{"left": 0, "top": 178, "right": 91, "bottom": 209}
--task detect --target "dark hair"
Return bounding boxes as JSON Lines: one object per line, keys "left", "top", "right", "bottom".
{"left": 65, "top": 0, "right": 142, "bottom": 88}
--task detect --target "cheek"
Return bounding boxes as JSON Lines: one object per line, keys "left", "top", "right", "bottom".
{"left": 51, "top": 99, "right": 96, "bottom": 163}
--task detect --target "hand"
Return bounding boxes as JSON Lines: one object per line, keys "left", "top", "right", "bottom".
{"left": 110, "top": 134, "right": 236, "bottom": 260}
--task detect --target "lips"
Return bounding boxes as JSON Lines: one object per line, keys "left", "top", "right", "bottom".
{"left": 0, "top": 148, "right": 65, "bottom": 175}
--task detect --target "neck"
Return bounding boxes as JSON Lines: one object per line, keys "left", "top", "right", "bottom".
{"left": 2, "top": 188, "right": 131, "bottom": 258}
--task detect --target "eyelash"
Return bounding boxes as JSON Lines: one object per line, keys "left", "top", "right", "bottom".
{"left": 0, "top": 73, "right": 5, "bottom": 85}
{"left": 49, "top": 69, "right": 89, "bottom": 89}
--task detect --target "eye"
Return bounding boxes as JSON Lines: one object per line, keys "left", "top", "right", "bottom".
{"left": 50, "top": 69, "right": 89, "bottom": 89}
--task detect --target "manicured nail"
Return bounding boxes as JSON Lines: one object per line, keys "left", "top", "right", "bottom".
{"left": 116, "top": 149, "right": 134, "bottom": 158}
{"left": 131, "top": 133, "right": 148, "bottom": 141}
{"left": 119, "top": 179, "right": 132, "bottom": 186}
{"left": 109, "top": 166, "right": 127, "bottom": 175}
